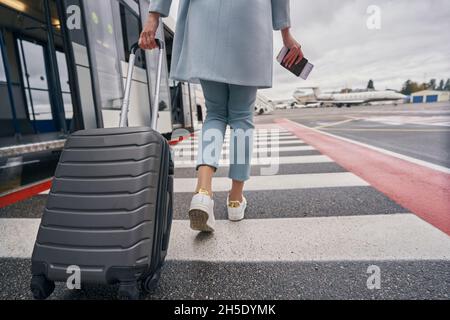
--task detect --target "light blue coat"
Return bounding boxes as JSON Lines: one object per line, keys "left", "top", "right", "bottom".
{"left": 149, "top": 0, "right": 291, "bottom": 89}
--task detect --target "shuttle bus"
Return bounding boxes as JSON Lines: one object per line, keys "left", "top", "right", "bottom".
{"left": 0, "top": 0, "right": 199, "bottom": 193}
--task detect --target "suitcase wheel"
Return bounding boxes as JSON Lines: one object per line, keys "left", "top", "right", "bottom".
{"left": 141, "top": 270, "right": 161, "bottom": 294}
{"left": 30, "top": 275, "right": 55, "bottom": 300}
{"left": 117, "top": 281, "right": 140, "bottom": 300}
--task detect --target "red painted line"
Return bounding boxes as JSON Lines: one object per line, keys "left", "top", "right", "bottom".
{"left": 168, "top": 132, "right": 195, "bottom": 146}
{"left": 0, "top": 179, "right": 53, "bottom": 209}
{"left": 275, "top": 118, "right": 450, "bottom": 235}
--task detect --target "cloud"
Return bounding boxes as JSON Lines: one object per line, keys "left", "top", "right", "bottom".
{"left": 168, "top": 0, "right": 450, "bottom": 100}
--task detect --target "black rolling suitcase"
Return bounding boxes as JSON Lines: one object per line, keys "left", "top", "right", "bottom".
{"left": 30, "top": 40, "right": 174, "bottom": 300}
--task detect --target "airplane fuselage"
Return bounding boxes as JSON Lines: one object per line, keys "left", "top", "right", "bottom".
{"left": 294, "top": 88, "right": 407, "bottom": 107}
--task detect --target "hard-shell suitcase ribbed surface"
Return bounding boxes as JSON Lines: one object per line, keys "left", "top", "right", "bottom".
{"left": 31, "top": 127, "right": 173, "bottom": 298}
{"left": 30, "top": 40, "right": 173, "bottom": 299}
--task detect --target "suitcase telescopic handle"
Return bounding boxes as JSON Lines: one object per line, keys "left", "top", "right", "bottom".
{"left": 119, "top": 39, "right": 165, "bottom": 130}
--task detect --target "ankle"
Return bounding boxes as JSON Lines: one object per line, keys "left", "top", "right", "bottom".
{"left": 228, "top": 192, "right": 243, "bottom": 203}
{"left": 196, "top": 187, "right": 213, "bottom": 198}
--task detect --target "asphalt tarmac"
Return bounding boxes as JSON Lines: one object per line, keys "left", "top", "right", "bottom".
{"left": 0, "top": 102, "right": 449, "bottom": 300}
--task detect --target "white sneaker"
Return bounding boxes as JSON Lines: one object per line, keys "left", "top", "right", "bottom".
{"left": 189, "top": 189, "right": 215, "bottom": 232}
{"left": 227, "top": 195, "right": 247, "bottom": 222}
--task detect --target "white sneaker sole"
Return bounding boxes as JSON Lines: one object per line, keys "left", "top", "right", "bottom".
{"left": 227, "top": 196, "right": 247, "bottom": 222}
{"left": 228, "top": 214, "right": 245, "bottom": 222}
{"left": 189, "top": 209, "right": 215, "bottom": 232}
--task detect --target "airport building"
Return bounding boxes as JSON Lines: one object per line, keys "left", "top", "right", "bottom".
{"left": 410, "top": 90, "right": 450, "bottom": 103}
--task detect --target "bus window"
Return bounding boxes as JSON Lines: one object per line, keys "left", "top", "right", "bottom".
{"left": 120, "top": 3, "right": 145, "bottom": 69}
{"left": 0, "top": 48, "right": 5, "bottom": 82}
{"left": 0, "top": 44, "right": 13, "bottom": 138}
{"left": 55, "top": 51, "right": 73, "bottom": 120}
{"left": 17, "top": 39, "right": 54, "bottom": 131}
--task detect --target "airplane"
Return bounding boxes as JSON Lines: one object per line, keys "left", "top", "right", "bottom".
{"left": 254, "top": 94, "right": 274, "bottom": 115}
{"left": 294, "top": 87, "right": 407, "bottom": 108}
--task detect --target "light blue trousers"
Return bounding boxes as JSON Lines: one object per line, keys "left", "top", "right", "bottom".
{"left": 196, "top": 80, "right": 258, "bottom": 182}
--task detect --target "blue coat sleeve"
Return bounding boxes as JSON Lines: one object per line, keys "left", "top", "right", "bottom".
{"left": 271, "top": 0, "right": 291, "bottom": 30}
{"left": 148, "top": 0, "right": 172, "bottom": 18}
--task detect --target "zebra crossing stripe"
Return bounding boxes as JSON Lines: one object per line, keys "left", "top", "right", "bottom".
{"left": 185, "top": 135, "right": 299, "bottom": 142}
{"left": 2, "top": 214, "right": 450, "bottom": 261}
{"left": 174, "top": 155, "right": 333, "bottom": 168}
{"left": 167, "top": 214, "right": 450, "bottom": 262}
{"left": 174, "top": 172, "right": 368, "bottom": 192}
{"left": 173, "top": 139, "right": 307, "bottom": 149}
{"left": 173, "top": 146, "right": 315, "bottom": 157}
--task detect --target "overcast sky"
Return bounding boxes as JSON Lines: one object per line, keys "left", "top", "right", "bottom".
{"left": 168, "top": 0, "right": 450, "bottom": 100}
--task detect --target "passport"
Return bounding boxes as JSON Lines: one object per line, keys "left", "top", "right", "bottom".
{"left": 276, "top": 46, "right": 314, "bottom": 80}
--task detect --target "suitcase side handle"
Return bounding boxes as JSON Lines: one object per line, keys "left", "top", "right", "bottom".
{"left": 119, "top": 39, "right": 165, "bottom": 131}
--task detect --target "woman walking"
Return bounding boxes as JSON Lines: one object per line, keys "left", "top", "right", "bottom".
{"left": 139, "top": 0, "right": 303, "bottom": 232}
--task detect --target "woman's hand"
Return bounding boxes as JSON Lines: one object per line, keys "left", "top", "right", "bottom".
{"left": 139, "top": 12, "right": 160, "bottom": 50}
{"left": 281, "top": 28, "right": 304, "bottom": 68}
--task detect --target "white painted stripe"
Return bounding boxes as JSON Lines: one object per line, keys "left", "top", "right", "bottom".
{"left": 174, "top": 155, "right": 333, "bottom": 168}
{"left": 253, "top": 134, "right": 294, "bottom": 137}
{"left": 254, "top": 136, "right": 294, "bottom": 139}
{"left": 0, "top": 219, "right": 39, "bottom": 258}
{"left": 187, "top": 135, "right": 298, "bottom": 141}
{"left": 173, "top": 145, "right": 315, "bottom": 157}
{"left": 179, "top": 139, "right": 300, "bottom": 147}
{"left": 283, "top": 119, "right": 450, "bottom": 174}
{"left": 254, "top": 128, "right": 289, "bottom": 131}
{"left": 174, "top": 139, "right": 306, "bottom": 149}
{"left": 255, "top": 125, "right": 288, "bottom": 129}
{"left": 181, "top": 131, "right": 292, "bottom": 139}
{"left": 2, "top": 214, "right": 450, "bottom": 261}
{"left": 246, "top": 129, "right": 290, "bottom": 133}
{"left": 174, "top": 172, "right": 368, "bottom": 192}
{"left": 254, "top": 145, "right": 314, "bottom": 152}
{"left": 259, "top": 131, "right": 292, "bottom": 135}
{"left": 244, "top": 132, "right": 294, "bottom": 136}
{"left": 192, "top": 130, "right": 291, "bottom": 136}
{"left": 167, "top": 214, "right": 450, "bottom": 262}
